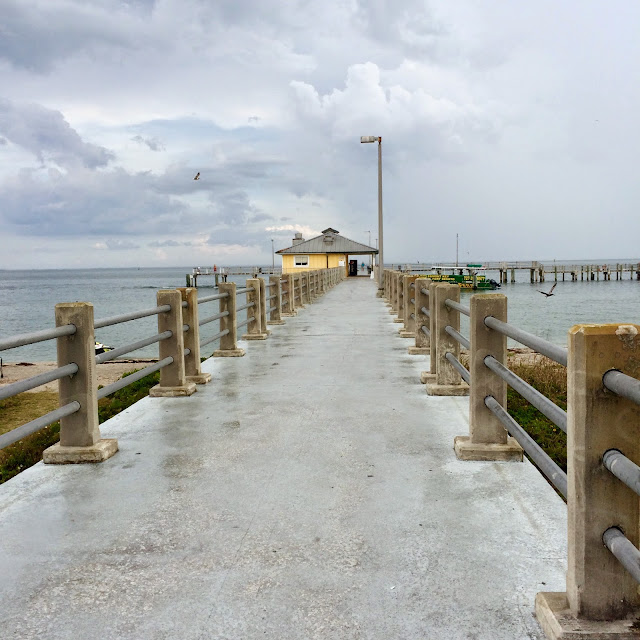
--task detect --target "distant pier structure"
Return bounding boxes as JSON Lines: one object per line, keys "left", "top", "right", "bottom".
{"left": 186, "top": 266, "right": 282, "bottom": 287}
{"left": 398, "top": 261, "right": 640, "bottom": 284}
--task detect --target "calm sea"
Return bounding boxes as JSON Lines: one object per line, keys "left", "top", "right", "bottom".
{"left": 1, "top": 264, "right": 639, "bottom": 362}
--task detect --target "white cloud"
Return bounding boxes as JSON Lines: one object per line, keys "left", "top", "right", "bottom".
{"left": 0, "top": 0, "right": 639, "bottom": 268}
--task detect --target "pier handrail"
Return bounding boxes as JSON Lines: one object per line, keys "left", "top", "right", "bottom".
{"left": 388, "top": 266, "right": 640, "bottom": 632}
{"left": 0, "top": 267, "right": 344, "bottom": 461}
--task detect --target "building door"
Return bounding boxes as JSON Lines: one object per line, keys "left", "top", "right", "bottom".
{"left": 349, "top": 260, "right": 358, "bottom": 276}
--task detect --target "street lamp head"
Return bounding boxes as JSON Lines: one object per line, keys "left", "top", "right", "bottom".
{"left": 360, "top": 136, "right": 379, "bottom": 143}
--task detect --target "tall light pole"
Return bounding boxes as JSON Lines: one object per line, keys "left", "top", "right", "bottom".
{"left": 367, "top": 230, "right": 371, "bottom": 266}
{"left": 271, "top": 238, "right": 275, "bottom": 272}
{"left": 360, "top": 135, "right": 384, "bottom": 293}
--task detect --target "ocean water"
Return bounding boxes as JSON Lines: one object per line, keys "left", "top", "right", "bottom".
{"left": 1, "top": 266, "right": 639, "bottom": 362}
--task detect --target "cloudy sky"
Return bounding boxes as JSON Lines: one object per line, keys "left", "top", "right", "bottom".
{"left": 1, "top": 0, "right": 639, "bottom": 269}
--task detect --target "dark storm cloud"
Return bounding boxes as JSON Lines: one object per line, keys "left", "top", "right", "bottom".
{"left": 0, "top": 99, "right": 114, "bottom": 168}
{"left": 0, "top": 167, "right": 188, "bottom": 236}
{"left": 131, "top": 135, "right": 165, "bottom": 151}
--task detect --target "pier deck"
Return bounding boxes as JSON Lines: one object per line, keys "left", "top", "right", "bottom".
{"left": 0, "top": 278, "right": 567, "bottom": 639}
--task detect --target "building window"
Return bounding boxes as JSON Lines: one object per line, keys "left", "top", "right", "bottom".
{"left": 294, "top": 255, "right": 309, "bottom": 267}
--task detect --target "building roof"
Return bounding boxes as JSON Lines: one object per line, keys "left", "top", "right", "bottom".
{"left": 276, "top": 229, "right": 378, "bottom": 255}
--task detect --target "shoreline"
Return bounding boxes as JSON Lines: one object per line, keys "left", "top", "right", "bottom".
{"left": 0, "top": 359, "right": 158, "bottom": 393}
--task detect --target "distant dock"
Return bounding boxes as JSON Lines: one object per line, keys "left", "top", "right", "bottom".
{"left": 397, "top": 261, "right": 640, "bottom": 283}
{"left": 186, "top": 266, "right": 282, "bottom": 287}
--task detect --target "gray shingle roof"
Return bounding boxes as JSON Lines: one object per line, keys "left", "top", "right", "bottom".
{"left": 277, "top": 231, "right": 378, "bottom": 255}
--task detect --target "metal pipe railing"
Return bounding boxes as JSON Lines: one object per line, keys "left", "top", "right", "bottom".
{"left": 236, "top": 317, "right": 255, "bottom": 330}
{"left": 603, "top": 528, "right": 640, "bottom": 585}
{"left": 94, "top": 305, "right": 171, "bottom": 329}
{"left": 445, "top": 352, "right": 470, "bottom": 384}
{"left": 0, "top": 324, "right": 76, "bottom": 352}
{"left": 199, "top": 310, "right": 229, "bottom": 326}
{"left": 200, "top": 328, "right": 230, "bottom": 348}
{"left": 484, "top": 395, "right": 567, "bottom": 497}
{"left": 484, "top": 316, "right": 568, "bottom": 366}
{"left": 421, "top": 325, "right": 430, "bottom": 338}
{"left": 421, "top": 306, "right": 430, "bottom": 318}
{"left": 483, "top": 355, "right": 567, "bottom": 433}
{"left": 603, "top": 370, "right": 640, "bottom": 405}
{"left": 0, "top": 363, "right": 79, "bottom": 401}
{"left": 444, "top": 299, "right": 470, "bottom": 317}
{"left": 95, "top": 331, "right": 172, "bottom": 364}
{"left": 197, "top": 292, "right": 228, "bottom": 304}
{"left": 0, "top": 401, "right": 81, "bottom": 451}
{"left": 236, "top": 301, "right": 255, "bottom": 313}
{"left": 445, "top": 326, "right": 470, "bottom": 350}
{"left": 603, "top": 449, "right": 640, "bottom": 497}
{"left": 97, "top": 357, "right": 173, "bottom": 399}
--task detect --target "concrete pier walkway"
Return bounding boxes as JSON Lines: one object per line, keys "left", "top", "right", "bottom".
{"left": 0, "top": 278, "right": 567, "bottom": 639}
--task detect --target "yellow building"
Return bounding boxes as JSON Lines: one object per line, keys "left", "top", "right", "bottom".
{"left": 277, "top": 228, "right": 378, "bottom": 277}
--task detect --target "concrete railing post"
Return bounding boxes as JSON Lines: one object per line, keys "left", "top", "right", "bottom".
{"left": 242, "top": 278, "right": 267, "bottom": 340}
{"left": 409, "top": 277, "right": 430, "bottom": 356}
{"left": 536, "top": 323, "right": 640, "bottom": 637}
{"left": 400, "top": 275, "right": 418, "bottom": 337}
{"left": 213, "top": 282, "right": 245, "bottom": 357}
{"left": 150, "top": 289, "right": 197, "bottom": 397}
{"left": 258, "top": 278, "right": 270, "bottom": 335}
{"left": 303, "top": 272, "right": 310, "bottom": 304}
{"left": 394, "top": 272, "right": 405, "bottom": 324}
{"left": 297, "top": 274, "right": 305, "bottom": 308}
{"left": 282, "top": 274, "right": 296, "bottom": 316}
{"left": 421, "top": 281, "right": 438, "bottom": 384}
{"left": 177, "top": 287, "right": 212, "bottom": 385}
{"left": 454, "top": 294, "right": 521, "bottom": 461}
{"left": 425, "top": 283, "right": 470, "bottom": 396}
{"left": 43, "top": 302, "right": 118, "bottom": 464}
{"left": 268, "top": 275, "right": 285, "bottom": 325}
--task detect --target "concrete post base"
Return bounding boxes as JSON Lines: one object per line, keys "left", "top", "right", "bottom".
{"left": 281, "top": 312, "right": 297, "bottom": 317}
{"left": 187, "top": 373, "right": 212, "bottom": 385}
{"left": 213, "top": 348, "right": 245, "bottom": 357}
{"left": 393, "top": 318, "right": 404, "bottom": 323}
{"left": 399, "top": 330, "right": 414, "bottom": 338}
{"left": 43, "top": 438, "right": 118, "bottom": 464}
{"left": 389, "top": 309, "right": 396, "bottom": 314}
{"left": 453, "top": 435, "right": 523, "bottom": 461}
{"left": 267, "top": 320, "right": 286, "bottom": 325}
{"left": 426, "top": 382, "right": 470, "bottom": 396}
{"left": 420, "top": 372, "right": 436, "bottom": 384}
{"left": 535, "top": 592, "right": 640, "bottom": 639}
{"left": 408, "top": 347, "right": 430, "bottom": 355}
{"left": 149, "top": 382, "right": 197, "bottom": 397}
{"left": 376, "top": 290, "right": 384, "bottom": 297}
{"left": 242, "top": 333, "right": 268, "bottom": 340}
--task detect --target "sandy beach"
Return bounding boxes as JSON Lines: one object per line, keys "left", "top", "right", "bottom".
{"left": 0, "top": 360, "right": 158, "bottom": 393}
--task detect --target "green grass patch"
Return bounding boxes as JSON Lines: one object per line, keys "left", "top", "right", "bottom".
{"left": 506, "top": 355, "right": 567, "bottom": 492}
{"left": 0, "top": 369, "right": 160, "bottom": 485}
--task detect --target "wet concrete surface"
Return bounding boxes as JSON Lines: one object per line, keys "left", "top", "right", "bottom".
{"left": 0, "top": 278, "right": 567, "bottom": 639}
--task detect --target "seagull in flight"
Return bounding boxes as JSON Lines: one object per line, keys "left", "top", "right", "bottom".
{"left": 193, "top": 172, "right": 200, "bottom": 180}
{"left": 537, "top": 283, "right": 557, "bottom": 297}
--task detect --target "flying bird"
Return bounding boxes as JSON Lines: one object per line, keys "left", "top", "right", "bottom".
{"left": 193, "top": 172, "right": 200, "bottom": 180}
{"left": 537, "top": 283, "right": 557, "bottom": 297}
